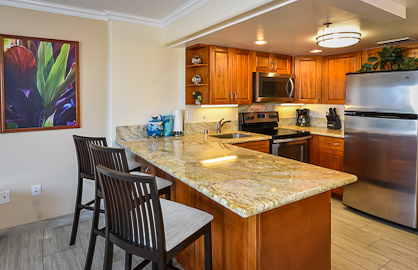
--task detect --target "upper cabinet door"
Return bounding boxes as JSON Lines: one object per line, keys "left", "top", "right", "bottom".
{"left": 254, "top": 51, "right": 272, "bottom": 72}
{"left": 294, "top": 56, "right": 322, "bottom": 103}
{"left": 401, "top": 43, "right": 418, "bottom": 58}
{"left": 231, "top": 49, "right": 252, "bottom": 104}
{"left": 255, "top": 52, "right": 293, "bottom": 74}
{"left": 322, "top": 51, "right": 361, "bottom": 104}
{"left": 210, "top": 46, "right": 231, "bottom": 104}
{"left": 271, "top": 54, "right": 293, "bottom": 74}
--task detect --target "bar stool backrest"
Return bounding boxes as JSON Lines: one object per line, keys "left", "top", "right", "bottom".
{"left": 73, "top": 135, "right": 107, "bottom": 179}
{"left": 96, "top": 165, "right": 166, "bottom": 259}
{"left": 89, "top": 144, "right": 130, "bottom": 174}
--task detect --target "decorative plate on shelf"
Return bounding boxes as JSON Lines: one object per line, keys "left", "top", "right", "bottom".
{"left": 192, "top": 74, "right": 202, "bottom": 84}
{"left": 192, "top": 55, "right": 202, "bottom": 65}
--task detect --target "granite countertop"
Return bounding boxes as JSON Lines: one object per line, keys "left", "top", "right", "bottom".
{"left": 117, "top": 132, "right": 356, "bottom": 218}
{"left": 280, "top": 125, "right": 344, "bottom": 138}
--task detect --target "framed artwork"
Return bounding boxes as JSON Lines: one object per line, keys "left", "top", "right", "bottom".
{"left": 0, "top": 34, "right": 80, "bottom": 133}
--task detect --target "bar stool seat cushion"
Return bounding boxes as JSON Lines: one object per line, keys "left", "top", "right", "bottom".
{"left": 130, "top": 172, "right": 172, "bottom": 190}
{"left": 160, "top": 199, "right": 213, "bottom": 252}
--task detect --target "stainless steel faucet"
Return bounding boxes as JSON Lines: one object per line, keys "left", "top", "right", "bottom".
{"left": 217, "top": 118, "right": 231, "bottom": 134}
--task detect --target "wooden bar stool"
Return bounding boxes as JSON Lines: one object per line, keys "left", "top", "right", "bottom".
{"left": 84, "top": 144, "right": 173, "bottom": 270}
{"left": 70, "top": 135, "right": 107, "bottom": 246}
{"left": 71, "top": 135, "right": 143, "bottom": 245}
{"left": 96, "top": 165, "right": 213, "bottom": 270}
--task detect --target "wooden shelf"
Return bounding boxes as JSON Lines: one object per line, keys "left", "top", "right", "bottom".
{"left": 186, "top": 84, "right": 208, "bottom": 87}
{"left": 186, "top": 64, "right": 208, "bottom": 68}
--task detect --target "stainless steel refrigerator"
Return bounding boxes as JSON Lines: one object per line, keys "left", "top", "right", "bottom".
{"left": 343, "top": 70, "right": 418, "bottom": 229}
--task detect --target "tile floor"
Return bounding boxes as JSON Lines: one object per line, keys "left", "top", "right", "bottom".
{"left": 0, "top": 198, "right": 417, "bottom": 269}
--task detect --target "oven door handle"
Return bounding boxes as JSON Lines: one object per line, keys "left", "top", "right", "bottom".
{"left": 272, "top": 135, "right": 312, "bottom": 144}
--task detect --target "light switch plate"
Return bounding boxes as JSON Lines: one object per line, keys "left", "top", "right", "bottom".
{"left": 201, "top": 112, "right": 207, "bottom": 122}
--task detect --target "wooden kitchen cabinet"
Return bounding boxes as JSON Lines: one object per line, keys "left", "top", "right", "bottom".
{"left": 322, "top": 51, "right": 362, "bottom": 104}
{"left": 186, "top": 44, "right": 252, "bottom": 105}
{"left": 233, "top": 140, "right": 270, "bottom": 153}
{"left": 310, "top": 135, "right": 344, "bottom": 198}
{"left": 294, "top": 56, "right": 322, "bottom": 103}
{"left": 231, "top": 48, "right": 252, "bottom": 104}
{"left": 295, "top": 51, "right": 360, "bottom": 104}
{"left": 210, "top": 45, "right": 232, "bottom": 104}
{"left": 210, "top": 46, "right": 252, "bottom": 105}
{"left": 254, "top": 51, "right": 292, "bottom": 74}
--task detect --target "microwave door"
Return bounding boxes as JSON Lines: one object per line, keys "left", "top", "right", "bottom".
{"left": 253, "top": 72, "right": 295, "bottom": 102}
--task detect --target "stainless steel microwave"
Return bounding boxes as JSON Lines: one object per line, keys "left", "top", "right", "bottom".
{"left": 253, "top": 72, "right": 296, "bottom": 102}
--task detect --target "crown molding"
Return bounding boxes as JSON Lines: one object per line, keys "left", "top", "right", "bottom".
{"left": 0, "top": 0, "right": 107, "bottom": 21}
{"left": 0, "top": 0, "right": 213, "bottom": 28}
{"left": 160, "top": 0, "right": 212, "bottom": 27}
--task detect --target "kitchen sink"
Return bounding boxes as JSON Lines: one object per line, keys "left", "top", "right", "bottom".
{"left": 210, "top": 133, "right": 253, "bottom": 139}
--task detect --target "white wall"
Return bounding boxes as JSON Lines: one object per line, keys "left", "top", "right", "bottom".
{"left": 108, "top": 22, "right": 184, "bottom": 144}
{"left": 0, "top": 7, "right": 108, "bottom": 229}
{"left": 275, "top": 104, "right": 345, "bottom": 119}
{"left": 184, "top": 105, "right": 238, "bottom": 123}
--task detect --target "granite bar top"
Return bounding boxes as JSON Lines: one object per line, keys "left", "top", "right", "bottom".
{"left": 117, "top": 133, "right": 356, "bottom": 218}
{"left": 280, "top": 125, "right": 344, "bottom": 138}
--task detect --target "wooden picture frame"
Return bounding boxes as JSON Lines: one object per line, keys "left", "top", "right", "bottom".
{"left": 0, "top": 34, "right": 80, "bottom": 133}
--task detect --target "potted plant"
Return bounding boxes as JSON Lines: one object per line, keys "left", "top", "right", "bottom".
{"left": 358, "top": 46, "right": 418, "bottom": 72}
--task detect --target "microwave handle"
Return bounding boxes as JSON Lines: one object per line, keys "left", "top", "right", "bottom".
{"left": 286, "top": 78, "right": 295, "bottom": 98}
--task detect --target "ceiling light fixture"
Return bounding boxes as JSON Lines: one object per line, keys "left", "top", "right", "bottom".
{"left": 310, "top": 49, "right": 322, "bottom": 54}
{"left": 316, "top": 22, "right": 361, "bottom": 48}
{"left": 254, "top": 40, "right": 269, "bottom": 45}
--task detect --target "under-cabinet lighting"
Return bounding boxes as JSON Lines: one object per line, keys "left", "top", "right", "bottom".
{"left": 201, "top": 155, "right": 238, "bottom": 165}
{"left": 276, "top": 103, "right": 305, "bottom": 106}
{"left": 199, "top": 104, "right": 239, "bottom": 108}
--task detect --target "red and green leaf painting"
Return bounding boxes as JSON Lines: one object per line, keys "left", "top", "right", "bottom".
{"left": 3, "top": 37, "right": 77, "bottom": 130}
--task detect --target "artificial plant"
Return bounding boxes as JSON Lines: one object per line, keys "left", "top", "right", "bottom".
{"left": 358, "top": 46, "right": 418, "bottom": 73}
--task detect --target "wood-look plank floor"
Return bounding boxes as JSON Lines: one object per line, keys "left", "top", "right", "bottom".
{"left": 0, "top": 198, "right": 417, "bottom": 269}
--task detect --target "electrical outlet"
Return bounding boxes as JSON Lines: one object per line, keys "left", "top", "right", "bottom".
{"left": 31, "top": 185, "right": 42, "bottom": 196}
{"left": 0, "top": 190, "right": 10, "bottom": 204}
{"left": 201, "top": 112, "right": 207, "bottom": 122}
{"left": 186, "top": 112, "right": 193, "bottom": 122}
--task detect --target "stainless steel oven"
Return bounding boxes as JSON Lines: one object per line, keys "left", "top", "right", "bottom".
{"left": 239, "top": 111, "right": 311, "bottom": 162}
{"left": 271, "top": 136, "right": 311, "bottom": 162}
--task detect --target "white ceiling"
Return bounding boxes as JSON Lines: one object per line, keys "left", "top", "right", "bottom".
{"left": 187, "top": 0, "right": 418, "bottom": 56}
{"left": 1, "top": 0, "right": 418, "bottom": 56}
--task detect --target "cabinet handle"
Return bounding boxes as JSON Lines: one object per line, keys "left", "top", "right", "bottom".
{"left": 274, "top": 63, "right": 277, "bottom": 71}
{"left": 333, "top": 143, "right": 339, "bottom": 146}
{"left": 144, "top": 166, "right": 150, "bottom": 173}
{"left": 234, "top": 92, "right": 237, "bottom": 101}
{"left": 230, "top": 92, "right": 233, "bottom": 101}
{"left": 318, "top": 93, "right": 321, "bottom": 100}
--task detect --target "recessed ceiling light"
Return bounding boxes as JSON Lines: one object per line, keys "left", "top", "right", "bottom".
{"left": 254, "top": 40, "right": 269, "bottom": 45}
{"left": 310, "top": 49, "right": 322, "bottom": 53}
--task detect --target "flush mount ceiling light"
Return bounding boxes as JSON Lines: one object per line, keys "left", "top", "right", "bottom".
{"left": 316, "top": 22, "right": 361, "bottom": 48}
{"left": 254, "top": 40, "right": 269, "bottom": 45}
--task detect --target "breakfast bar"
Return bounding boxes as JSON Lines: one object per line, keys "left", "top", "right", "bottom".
{"left": 117, "top": 133, "right": 357, "bottom": 270}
